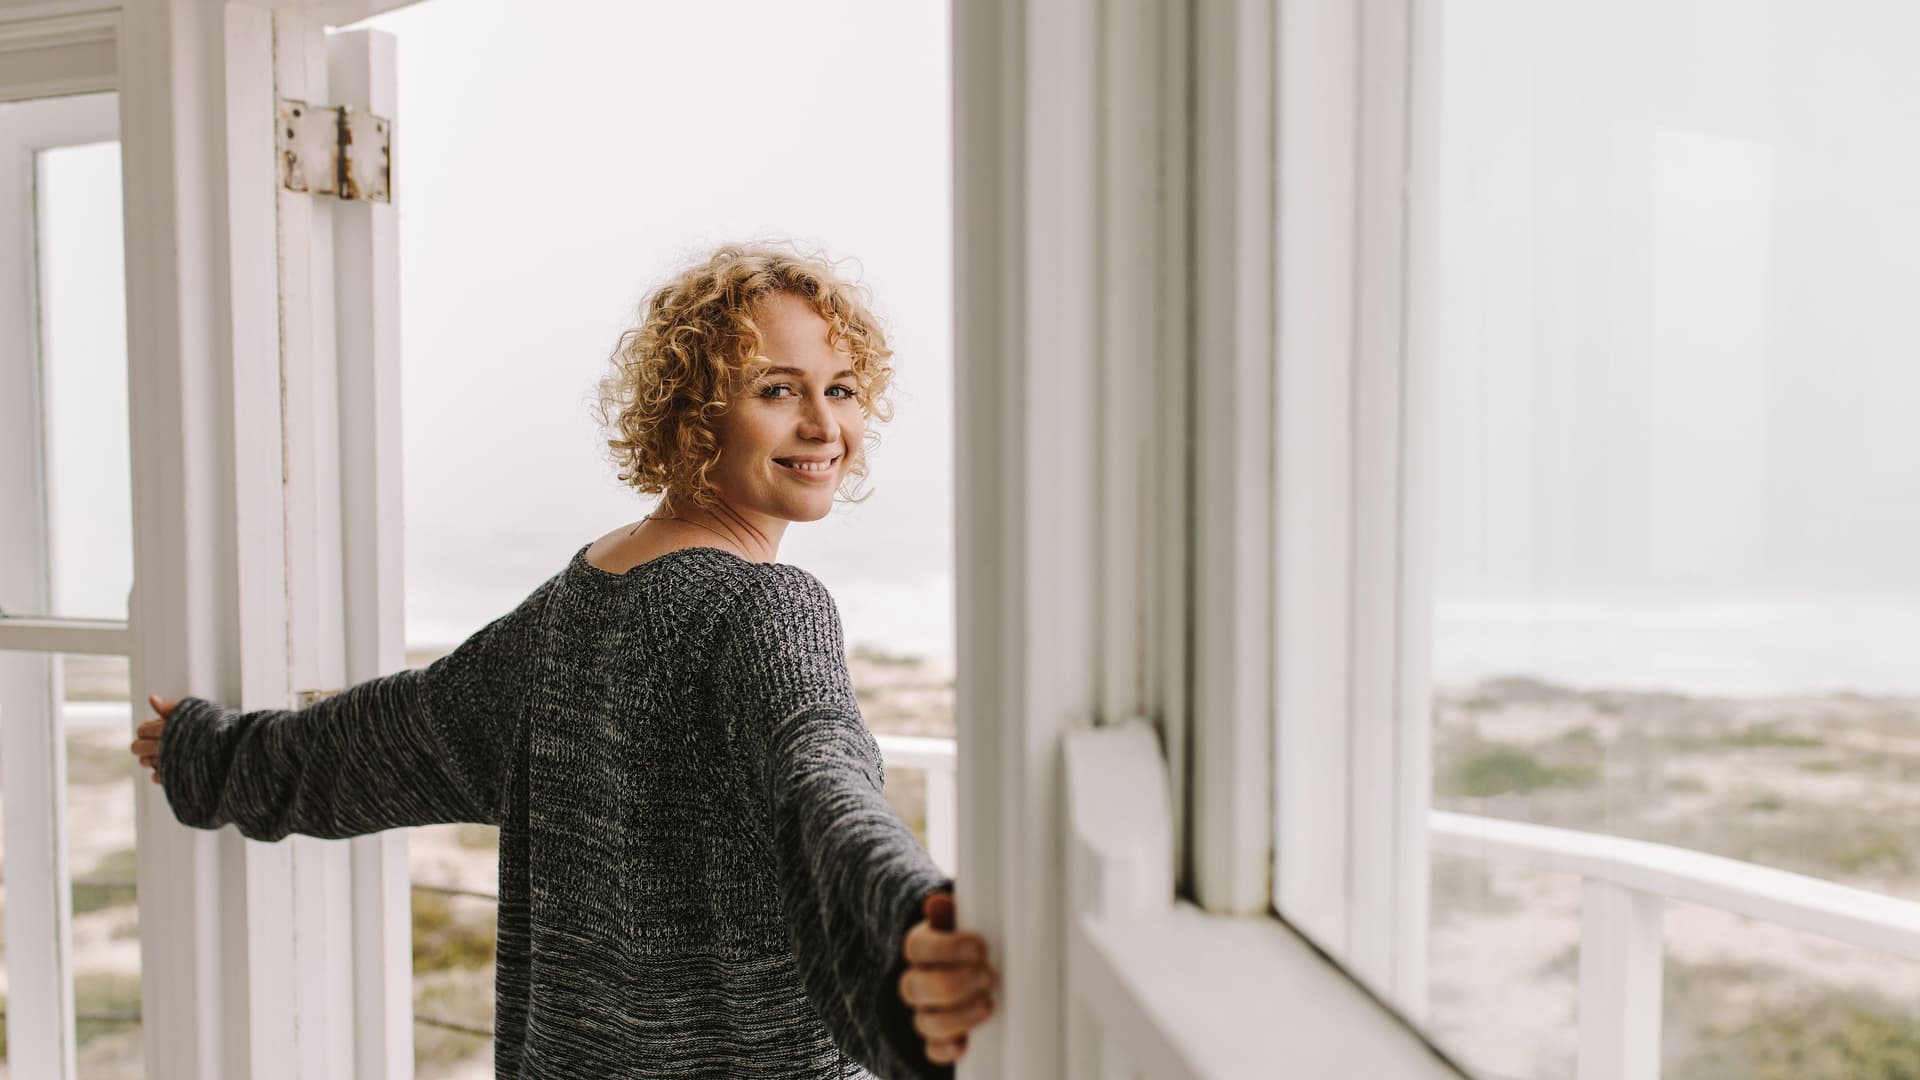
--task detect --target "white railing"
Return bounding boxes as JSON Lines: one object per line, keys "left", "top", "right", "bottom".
{"left": 880, "top": 733, "right": 1920, "bottom": 1080}
{"left": 874, "top": 733, "right": 959, "bottom": 879}
{"left": 76, "top": 713, "right": 1920, "bottom": 1080}
{"left": 1430, "top": 809, "right": 1920, "bottom": 1080}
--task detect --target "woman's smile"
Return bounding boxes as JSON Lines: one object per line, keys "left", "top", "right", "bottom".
{"left": 776, "top": 453, "right": 841, "bottom": 480}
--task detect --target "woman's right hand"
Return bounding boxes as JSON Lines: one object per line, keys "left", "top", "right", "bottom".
{"left": 130, "top": 693, "right": 178, "bottom": 785}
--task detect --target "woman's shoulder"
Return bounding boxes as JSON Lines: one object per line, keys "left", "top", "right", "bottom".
{"left": 566, "top": 539, "right": 837, "bottom": 626}
{"left": 726, "top": 561, "right": 838, "bottom": 624}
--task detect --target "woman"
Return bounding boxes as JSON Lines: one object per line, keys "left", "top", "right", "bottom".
{"left": 128, "top": 243, "right": 997, "bottom": 1079}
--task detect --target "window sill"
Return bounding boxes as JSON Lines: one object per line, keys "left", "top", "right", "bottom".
{"left": 1070, "top": 900, "right": 1465, "bottom": 1078}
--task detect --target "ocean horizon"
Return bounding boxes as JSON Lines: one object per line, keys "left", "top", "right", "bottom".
{"left": 404, "top": 562, "right": 1920, "bottom": 699}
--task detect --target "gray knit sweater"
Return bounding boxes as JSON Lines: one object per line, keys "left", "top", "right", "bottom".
{"left": 158, "top": 544, "right": 957, "bottom": 1079}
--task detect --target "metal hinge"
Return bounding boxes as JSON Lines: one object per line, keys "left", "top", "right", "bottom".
{"left": 296, "top": 688, "right": 342, "bottom": 708}
{"left": 277, "top": 99, "right": 392, "bottom": 203}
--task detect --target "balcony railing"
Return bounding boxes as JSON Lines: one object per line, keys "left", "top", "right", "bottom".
{"left": 58, "top": 706, "right": 1920, "bottom": 1080}
{"left": 879, "top": 733, "right": 1920, "bottom": 1080}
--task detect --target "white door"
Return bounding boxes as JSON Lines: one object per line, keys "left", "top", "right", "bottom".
{"left": 0, "top": 2, "right": 427, "bottom": 1076}
{"left": 267, "top": 15, "right": 415, "bottom": 1080}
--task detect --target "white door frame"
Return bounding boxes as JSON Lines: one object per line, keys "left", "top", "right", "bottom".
{"left": 113, "top": 0, "right": 409, "bottom": 1075}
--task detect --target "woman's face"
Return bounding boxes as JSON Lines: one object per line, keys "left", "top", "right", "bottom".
{"left": 710, "top": 292, "right": 867, "bottom": 525}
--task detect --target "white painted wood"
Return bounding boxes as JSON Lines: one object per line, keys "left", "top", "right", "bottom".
{"left": 270, "top": 13, "right": 360, "bottom": 1078}
{"left": 0, "top": 616, "right": 133, "bottom": 654}
{"left": 1345, "top": 0, "right": 1420, "bottom": 1005}
{"left": 874, "top": 734, "right": 958, "bottom": 876}
{"left": 954, "top": 0, "right": 1464, "bottom": 1072}
{"left": 922, "top": 758, "right": 958, "bottom": 880}
{"left": 1094, "top": 0, "right": 1185, "bottom": 792}
{"left": 1577, "top": 880, "right": 1664, "bottom": 1080}
{"left": 223, "top": 8, "right": 307, "bottom": 1077}
{"left": 1430, "top": 810, "right": 1920, "bottom": 961}
{"left": 0, "top": 85, "right": 119, "bottom": 1080}
{"left": 0, "top": 90, "right": 117, "bottom": 627}
{"left": 1147, "top": 0, "right": 1193, "bottom": 905}
{"left": 0, "top": 652, "right": 79, "bottom": 1077}
{"left": 1073, "top": 902, "right": 1465, "bottom": 1080}
{"left": 326, "top": 27, "right": 414, "bottom": 1078}
{"left": 874, "top": 732, "right": 957, "bottom": 772}
{"left": 262, "top": 14, "right": 420, "bottom": 1077}
{"left": 1270, "top": 0, "right": 1433, "bottom": 1015}
{"left": 308, "top": 0, "right": 422, "bottom": 29}
{"left": 0, "top": 2, "right": 116, "bottom": 102}
{"left": 1062, "top": 721, "right": 1175, "bottom": 1080}
{"left": 1063, "top": 720, "right": 1173, "bottom": 925}
{"left": 953, "top": 0, "right": 1104, "bottom": 1075}
{"left": 1394, "top": 0, "right": 1442, "bottom": 1021}
{"left": 1272, "top": 0, "right": 1359, "bottom": 959}
{"left": 1189, "top": 0, "right": 1277, "bottom": 921}
{"left": 118, "top": 1, "right": 306, "bottom": 1074}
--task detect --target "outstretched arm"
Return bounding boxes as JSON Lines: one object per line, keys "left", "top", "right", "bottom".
{"left": 718, "top": 567, "right": 994, "bottom": 1080}
{"left": 141, "top": 573, "right": 557, "bottom": 842}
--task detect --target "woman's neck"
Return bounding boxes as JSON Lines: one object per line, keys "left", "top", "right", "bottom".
{"left": 639, "top": 500, "right": 783, "bottom": 564}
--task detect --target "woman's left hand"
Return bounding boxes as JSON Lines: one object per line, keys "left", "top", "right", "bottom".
{"left": 130, "top": 693, "right": 178, "bottom": 785}
{"left": 899, "top": 890, "right": 997, "bottom": 1066}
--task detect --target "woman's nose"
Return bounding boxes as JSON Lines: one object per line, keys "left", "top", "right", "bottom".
{"left": 796, "top": 393, "right": 840, "bottom": 441}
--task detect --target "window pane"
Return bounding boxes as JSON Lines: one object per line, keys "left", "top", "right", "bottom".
{"left": 36, "top": 141, "right": 133, "bottom": 622}
{"left": 0, "top": 652, "right": 144, "bottom": 1079}
{"left": 1427, "top": 3, "right": 1920, "bottom": 1078}
{"left": 62, "top": 654, "right": 143, "bottom": 1078}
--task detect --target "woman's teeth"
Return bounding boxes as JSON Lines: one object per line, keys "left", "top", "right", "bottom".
{"left": 778, "top": 457, "right": 836, "bottom": 472}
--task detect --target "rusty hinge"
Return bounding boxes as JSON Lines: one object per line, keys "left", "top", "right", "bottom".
{"left": 296, "top": 688, "right": 342, "bottom": 708}
{"left": 277, "top": 99, "right": 392, "bottom": 203}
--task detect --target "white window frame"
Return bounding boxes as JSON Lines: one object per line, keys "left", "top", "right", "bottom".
{"left": 0, "top": 0, "right": 421, "bottom": 1075}
{"left": 1263, "top": 0, "right": 1438, "bottom": 1013}
{"left": 955, "top": 0, "right": 1460, "bottom": 1076}
{"left": 0, "top": 86, "right": 122, "bottom": 1080}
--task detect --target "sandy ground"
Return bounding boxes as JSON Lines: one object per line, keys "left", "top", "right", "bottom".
{"left": 1425, "top": 679, "right": 1920, "bottom": 1079}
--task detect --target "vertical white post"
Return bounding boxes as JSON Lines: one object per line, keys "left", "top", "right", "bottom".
{"left": 1394, "top": 0, "right": 1441, "bottom": 1023}
{"left": 925, "top": 762, "right": 958, "bottom": 880}
{"left": 1578, "top": 880, "right": 1665, "bottom": 1080}
{"left": 953, "top": 0, "right": 1104, "bottom": 1075}
{"left": 1271, "top": 0, "right": 1434, "bottom": 1018}
{"left": 271, "top": 12, "right": 360, "bottom": 1078}
{"left": 0, "top": 652, "right": 79, "bottom": 1079}
{"left": 122, "top": 0, "right": 304, "bottom": 1075}
{"left": 1191, "top": 0, "right": 1278, "bottom": 921}
{"left": 329, "top": 27, "right": 416, "bottom": 1080}
{"left": 271, "top": 14, "right": 417, "bottom": 1080}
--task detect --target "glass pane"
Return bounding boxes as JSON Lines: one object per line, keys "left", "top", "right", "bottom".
{"left": 62, "top": 653, "right": 143, "bottom": 1078}
{"left": 1426, "top": 4, "right": 1920, "bottom": 1079}
{"left": 34, "top": 139, "right": 133, "bottom": 622}
{"left": 0, "top": 652, "right": 145, "bottom": 1079}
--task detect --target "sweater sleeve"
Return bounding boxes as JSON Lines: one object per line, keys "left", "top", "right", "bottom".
{"left": 717, "top": 566, "right": 958, "bottom": 1080}
{"left": 158, "top": 573, "right": 557, "bottom": 841}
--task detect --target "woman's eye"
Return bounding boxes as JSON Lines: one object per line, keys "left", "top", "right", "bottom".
{"left": 757, "top": 384, "right": 856, "bottom": 400}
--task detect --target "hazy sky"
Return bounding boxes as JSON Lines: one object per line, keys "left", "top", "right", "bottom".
{"left": 354, "top": 0, "right": 958, "bottom": 653}
{"left": 18, "top": 0, "right": 1920, "bottom": 691}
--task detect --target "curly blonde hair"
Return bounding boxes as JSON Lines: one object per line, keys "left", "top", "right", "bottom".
{"left": 594, "top": 242, "right": 897, "bottom": 511}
